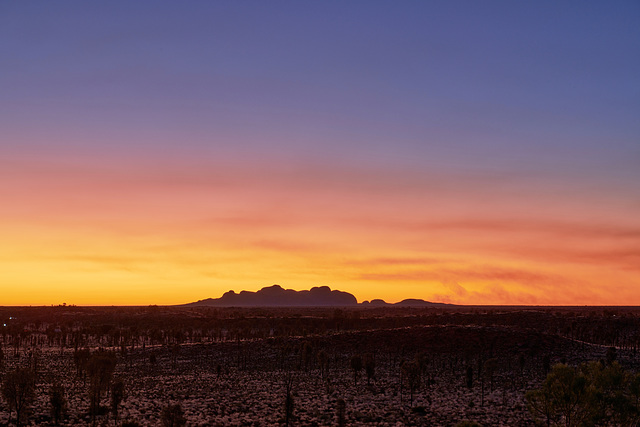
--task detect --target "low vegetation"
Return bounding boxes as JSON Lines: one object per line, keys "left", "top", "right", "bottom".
{"left": 0, "top": 305, "right": 639, "bottom": 425}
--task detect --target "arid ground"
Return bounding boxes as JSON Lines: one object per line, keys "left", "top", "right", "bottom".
{"left": 1, "top": 306, "right": 639, "bottom": 426}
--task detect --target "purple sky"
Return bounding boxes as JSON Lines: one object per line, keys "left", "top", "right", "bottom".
{"left": 3, "top": 1, "right": 638, "bottom": 175}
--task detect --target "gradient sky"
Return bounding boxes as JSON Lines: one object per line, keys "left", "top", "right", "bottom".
{"left": 1, "top": 1, "right": 639, "bottom": 305}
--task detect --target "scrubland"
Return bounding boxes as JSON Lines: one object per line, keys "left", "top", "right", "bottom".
{"left": 1, "top": 306, "right": 639, "bottom": 426}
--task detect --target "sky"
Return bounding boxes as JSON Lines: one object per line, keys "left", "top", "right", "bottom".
{"left": 1, "top": 1, "right": 639, "bottom": 305}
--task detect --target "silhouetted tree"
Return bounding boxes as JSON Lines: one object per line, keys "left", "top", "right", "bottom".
{"left": 350, "top": 354, "right": 363, "bottom": 385}
{"left": 402, "top": 360, "right": 421, "bottom": 406}
{"left": 466, "top": 366, "right": 473, "bottom": 389}
{"left": 336, "top": 398, "right": 346, "bottom": 427}
{"left": 111, "top": 378, "right": 125, "bottom": 425}
{"left": 317, "top": 350, "right": 328, "bottom": 380}
{"left": 301, "top": 342, "right": 313, "bottom": 371}
{"left": 606, "top": 346, "right": 617, "bottom": 365}
{"left": 478, "top": 358, "right": 485, "bottom": 406}
{"left": 364, "top": 353, "right": 376, "bottom": 385}
{"left": 28, "top": 348, "right": 41, "bottom": 376}
{"left": 171, "top": 344, "right": 180, "bottom": 370}
{"left": 161, "top": 404, "right": 187, "bottom": 427}
{"left": 49, "top": 381, "right": 67, "bottom": 425}
{"left": 2, "top": 367, "right": 36, "bottom": 427}
{"left": 284, "top": 374, "right": 295, "bottom": 426}
{"left": 74, "top": 348, "right": 91, "bottom": 380}
{"left": 87, "top": 351, "right": 117, "bottom": 425}
{"left": 518, "top": 353, "right": 525, "bottom": 377}
{"left": 484, "top": 358, "right": 498, "bottom": 392}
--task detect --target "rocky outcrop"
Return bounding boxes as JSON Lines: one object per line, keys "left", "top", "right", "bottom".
{"left": 183, "top": 285, "right": 358, "bottom": 307}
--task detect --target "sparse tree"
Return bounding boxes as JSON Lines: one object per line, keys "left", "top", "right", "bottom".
{"left": 402, "top": 360, "right": 421, "bottom": 406}
{"left": 350, "top": 354, "right": 363, "bottom": 386}
{"left": 29, "top": 348, "right": 41, "bottom": 377}
{"left": 336, "top": 398, "right": 346, "bottom": 427}
{"left": 2, "top": 366, "right": 36, "bottom": 427}
{"left": 518, "top": 354, "right": 525, "bottom": 376}
{"left": 466, "top": 366, "right": 473, "bottom": 389}
{"left": 87, "top": 351, "right": 117, "bottom": 425}
{"left": 284, "top": 374, "right": 295, "bottom": 426}
{"left": 111, "top": 377, "right": 125, "bottom": 425}
{"left": 171, "top": 344, "right": 180, "bottom": 370}
{"left": 74, "top": 348, "right": 91, "bottom": 380}
{"left": 317, "top": 350, "right": 328, "bottom": 380}
{"left": 478, "top": 358, "right": 485, "bottom": 406}
{"left": 484, "top": 358, "right": 498, "bottom": 392}
{"left": 49, "top": 381, "right": 67, "bottom": 425}
{"left": 364, "top": 353, "right": 376, "bottom": 385}
{"left": 161, "top": 403, "right": 187, "bottom": 427}
{"left": 301, "top": 342, "right": 313, "bottom": 372}
{"left": 606, "top": 346, "right": 617, "bottom": 366}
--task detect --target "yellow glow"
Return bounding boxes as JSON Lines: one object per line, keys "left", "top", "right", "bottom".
{"left": 1, "top": 159, "right": 638, "bottom": 306}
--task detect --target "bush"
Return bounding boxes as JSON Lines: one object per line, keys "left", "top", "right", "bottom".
{"left": 526, "top": 362, "right": 640, "bottom": 426}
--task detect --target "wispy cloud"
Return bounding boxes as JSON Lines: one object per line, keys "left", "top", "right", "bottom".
{"left": 343, "top": 256, "right": 449, "bottom": 267}
{"left": 356, "top": 265, "right": 573, "bottom": 287}
{"left": 431, "top": 282, "right": 547, "bottom": 305}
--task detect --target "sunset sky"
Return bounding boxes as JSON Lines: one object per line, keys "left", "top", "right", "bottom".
{"left": 1, "top": 1, "right": 638, "bottom": 305}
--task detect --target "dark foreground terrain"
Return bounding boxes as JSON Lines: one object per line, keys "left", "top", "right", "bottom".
{"left": 1, "top": 305, "right": 640, "bottom": 426}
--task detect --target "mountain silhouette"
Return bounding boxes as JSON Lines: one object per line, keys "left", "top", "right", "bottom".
{"left": 181, "top": 285, "right": 451, "bottom": 307}
{"left": 183, "top": 285, "right": 358, "bottom": 307}
{"left": 361, "top": 298, "right": 451, "bottom": 307}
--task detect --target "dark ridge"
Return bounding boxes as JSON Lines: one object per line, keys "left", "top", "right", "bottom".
{"left": 182, "top": 285, "right": 454, "bottom": 308}
{"left": 181, "top": 285, "right": 358, "bottom": 307}
{"left": 361, "top": 298, "right": 389, "bottom": 306}
{"left": 361, "top": 298, "right": 452, "bottom": 307}
{"left": 394, "top": 298, "right": 451, "bottom": 307}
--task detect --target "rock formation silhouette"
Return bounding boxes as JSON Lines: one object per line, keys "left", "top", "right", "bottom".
{"left": 183, "top": 285, "right": 358, "bottom": 307}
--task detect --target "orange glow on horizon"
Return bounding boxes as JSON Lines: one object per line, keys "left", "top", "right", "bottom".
{"left": 1, "top": 155, "right": 638, "bottom": 306}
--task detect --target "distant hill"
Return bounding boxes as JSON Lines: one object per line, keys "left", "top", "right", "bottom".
{"left": 361, "top": 298, "right": 452, "bottom": 307}
{"left": 182, "top": 285, "right": 358, "bottom": 307}
{"left": 181, "top": 285, "right": 452, "bottom": 308}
